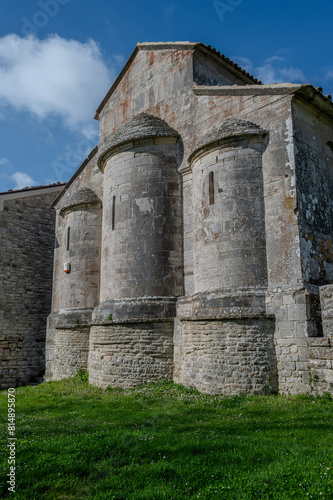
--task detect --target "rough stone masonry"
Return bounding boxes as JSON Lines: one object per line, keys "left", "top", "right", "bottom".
{"left": 0, "top": 184, "right": 64, "bottom": 389}
{"left": 2, "top": 42, "right": 333, "bottom": 395}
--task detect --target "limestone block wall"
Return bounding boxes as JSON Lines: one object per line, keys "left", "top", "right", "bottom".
{"left": 88, "top": 322, "right": 174, "bottom": 388}
{"left": 0, "top": 188, "right": 62, "bottom": 389}
{"left": 45, "top": 153, "right": 103, "bottom": 381}
{"left": 193, "top": 49, "right": 252, "bottom": 86}
{"left": 174, "top": 318, "right": 277, "bottom": 395}
{"left": 320, "top": 285, "right": 333, "bottom": 340}
{"left": 259, "top": 99, "right": 333, "bottom": 394}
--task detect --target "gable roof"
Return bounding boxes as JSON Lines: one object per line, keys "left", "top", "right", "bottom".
{"left": 94, "top": 42, "right": 262, "bottom": 120}
{"left": 0, "top": 182, "right": 65, "bottom": 197}
{"left": 0, "top": 182, "right": 65, "bottom": 211}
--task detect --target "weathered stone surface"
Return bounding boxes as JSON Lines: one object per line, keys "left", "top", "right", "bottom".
{"left": 305, "top": 285, "right": 333, "bottom": 394}
{"left": 191, "top": 134, "right": 268, "bottom": 296}
{"left": 89, "top": 322, "right": 174, "bottom": 388}
{"left": 52, "top": 205, "right": 102, "bottom": 313}
{"left": 0, "top": 185, "right": 63, "bottom": 389}
{"left": 98, "top": 137, "right": 183, "bottom": 309}
{"left": 174, "top": 318, "right": 277, "bottom": 395}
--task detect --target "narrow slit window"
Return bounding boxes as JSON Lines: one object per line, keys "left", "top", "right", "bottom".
{"left": 209, "top": 171, "right": 215, "bottom": 205}
{"left": 112, "top": 195, "right": 116, "bottom": 230}
{"left": 66, "top": 227, "right": 70, "bottom": 251}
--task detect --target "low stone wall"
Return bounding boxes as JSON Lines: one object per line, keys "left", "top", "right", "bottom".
{"left": 88, "top": 322, "right": 174, "bottom": 388}
{"left": 174, "top": 317, "right": 277, "bottom": 395}
{"left": 51, "top": 327, "right": 90, "bottom": 380}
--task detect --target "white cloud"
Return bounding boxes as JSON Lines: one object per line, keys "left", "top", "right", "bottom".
{"left": 256, "top": 64, "right": 307, "bottom": 84}
{"left": 265, "top": 56, "right": 285, "bottom": 64}
{"left": 0, "top": 34, "right": 115, "bottom": 136}
{"left": 256, "top": 64, "right": 280, "bottom": 84}
{"left": 0, "top": 157, "right": 10, "bottom": 165}
{"left": 234, "top": 53, "right": 308, "bottom": 85}
{"left": 10, "top": 171, "right": 38, "bottom": 190}
{"left": 279, "top": 67, "right": 307, "bottom": 82}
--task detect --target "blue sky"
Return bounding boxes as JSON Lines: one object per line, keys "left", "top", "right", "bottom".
{"left": 0, "top": 0, "right": 332, "bottom": 191}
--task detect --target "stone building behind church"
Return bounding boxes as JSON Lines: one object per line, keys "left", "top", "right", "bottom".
{"left": 0, "top": 183, "right": 64, "bottom": 389}
{"left": 3, "top": 42, "right": 333, "bottom": 394}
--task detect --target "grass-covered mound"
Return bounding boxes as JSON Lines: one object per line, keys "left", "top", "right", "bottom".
{"left": 0, "top": 375, "right": 332, "bottom": 499}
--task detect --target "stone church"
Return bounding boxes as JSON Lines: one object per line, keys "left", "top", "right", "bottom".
{"left": 2, "top": 42, "right": 333, "bottom": 394}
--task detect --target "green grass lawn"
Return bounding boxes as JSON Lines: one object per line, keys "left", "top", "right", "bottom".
{"left": 0, "top": 375, "right": 332, "bottom": 499}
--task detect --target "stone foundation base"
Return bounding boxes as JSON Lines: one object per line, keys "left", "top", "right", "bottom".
{"left": 174, "top": 318, "right": 277, "bottom": 395}
{"left": 88, "top": 322, "right": 174, "bottom": 388}
{"left": 48, "top": 327, "right": 90, "bottom": 380}
{"left": 43, "top": 289, "right": 333, "bottom": 395}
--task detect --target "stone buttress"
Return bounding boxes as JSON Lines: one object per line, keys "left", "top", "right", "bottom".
{"left": 174, "top": 119, "right": 278, "bottom": 394}
{"left": 45, "top": 186, "right": 102, "bottom": 380}
{"left": 88, "top": 114, "right": 183, "bottom": 387}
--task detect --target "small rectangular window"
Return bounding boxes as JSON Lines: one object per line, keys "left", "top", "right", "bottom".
{"left": 209, "top": 171, "right": 215, "bottom": 205}
{"left": 66, "top": 227, "right": 70, "bottom": 251}
{"left": 112, "top": 196, "right": 116, "bottom": 230}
